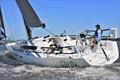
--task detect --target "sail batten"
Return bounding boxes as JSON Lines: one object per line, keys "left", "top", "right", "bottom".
{"left": 16, "top": 0, "right": 43, "bottom": 27}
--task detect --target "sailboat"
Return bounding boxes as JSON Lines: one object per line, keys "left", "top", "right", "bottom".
{"left": 3, "top": 0, "right": 88, "bottom": 67}
{"left": 4, "top": 0, "right": 120, "bottom": 67}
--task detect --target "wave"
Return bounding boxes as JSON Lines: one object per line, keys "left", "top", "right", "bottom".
{"left": 0, "top": 52, "right": 120, "bottom": 80}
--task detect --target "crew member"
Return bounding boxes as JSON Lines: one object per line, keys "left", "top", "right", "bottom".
{"left": 89, "top": 24, "right": 102, "bottom": 51}
{"left": 94, "top": 24, "right": 102, "bottom": 43}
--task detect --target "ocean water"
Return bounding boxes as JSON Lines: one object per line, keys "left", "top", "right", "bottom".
{"left": 1, "top": 58, "right": 120, "bottom": 80}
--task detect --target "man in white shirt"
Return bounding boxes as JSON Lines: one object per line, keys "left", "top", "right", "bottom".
{"left": 94, "top": 24, "right": 102, "bottom": 43}
{"left": 89, "top": 24, "right": 102, "bottom": 51}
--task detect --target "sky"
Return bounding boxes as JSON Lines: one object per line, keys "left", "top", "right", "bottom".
{"left": 0, "top": 0, "right": 120, "bottom": 40}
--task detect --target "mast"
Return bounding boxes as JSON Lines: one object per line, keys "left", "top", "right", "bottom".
{"left": 0, "top": 6, "right": 6, "bottom": 35}
{"left": 16, "top": 0, "right": 45, "bottom": 39}
{"left": 24, "top": 19, "right": 32, "bottom": 40}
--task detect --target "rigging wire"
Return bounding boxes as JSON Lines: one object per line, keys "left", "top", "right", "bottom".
{"left": 43, "top": 28, "right": 56, "bottom": 36}
{"left": 43, "top": 28, "right": 77, "bottom": 46}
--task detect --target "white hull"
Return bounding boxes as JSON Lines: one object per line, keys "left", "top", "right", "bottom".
{"left": 11, "top": 48, "right": 89, "bottom": 67}
{"left": 84, "top": 40, "right": 119, "bottom": 66}
{"left": 7, "top": 39, "right": 119, "bottom": 67}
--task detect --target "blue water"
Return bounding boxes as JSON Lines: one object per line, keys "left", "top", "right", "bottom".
{"left": 0, "top": 60, "right": 120, "bottom": 80}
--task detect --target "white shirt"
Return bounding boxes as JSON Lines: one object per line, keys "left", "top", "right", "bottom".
{"left": 96, "top": 29, "right": 102, "bottom": 41}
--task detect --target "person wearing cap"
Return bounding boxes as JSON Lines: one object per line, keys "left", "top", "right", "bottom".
{"left": 94, "top": 24, "right": 102, "bottom": 43}
{"left": 88, "top": 24, "right": 102, "bottom": 51}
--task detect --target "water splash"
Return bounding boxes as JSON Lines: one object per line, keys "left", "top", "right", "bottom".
{"left": 0, "top": 53, "right": 120, "bottom": 80}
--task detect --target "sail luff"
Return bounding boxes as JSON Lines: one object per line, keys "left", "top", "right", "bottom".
{"left": 0, "top": 6, "right": 6, "bottom": 34}
{"left": 16, "top": 0, "right": 44, "bottom": 28}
